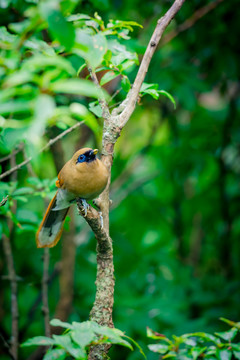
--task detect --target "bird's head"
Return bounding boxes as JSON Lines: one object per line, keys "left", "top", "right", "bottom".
{"left": 74, "top": 148, "right": 99, "bottom": 164}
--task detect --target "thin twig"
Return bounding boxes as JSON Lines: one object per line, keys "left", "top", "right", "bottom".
{"left": 2, "top": 152, "right": 19, "bottom": 360}
{"left": 117, "top": 0, "right": 186, "bottom": 128}
{"left": 0, "top": 195, "right": 9, "bottom": 207}
{"left": 42, "top": 248, "right": 51, "bottom": 338}
{"left": 2, "top": 235, "right": 19, "bottom": 360}
{"left": 0, "top": 143, "right": 24, "bottom": 163}
{"left": 0, "top": 121, "right": 84, "bottom": 180}
{"left": 161, "top": 0, "right": 224, "bottom": 46}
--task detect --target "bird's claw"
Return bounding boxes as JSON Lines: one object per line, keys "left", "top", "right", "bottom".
{"left": 78, "top": 198, "right": 89, "bottom": 217}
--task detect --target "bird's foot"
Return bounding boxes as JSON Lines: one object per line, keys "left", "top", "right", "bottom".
{"left": 78, "top": 198, "right": 89, "bottom": 217}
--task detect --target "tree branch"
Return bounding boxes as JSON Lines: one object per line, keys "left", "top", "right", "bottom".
{"left": 2, "top": 152, "right": 19, "bottom": 360}
{"left": 117, "top": 0, "right": 186, "bottom": 128}
{"left": 161, "top": 0, "right": 224, "bottom": 46}
{"left": 76, "top": 200, "right": 114, "bottom": 360}
{"left": 0, "top": 143, "right": 24, "bottom": 163}
{"left": 2, "top": 235, "right": 19, "bottom": 360}
{"left": 41, "top": 248, "right": 50, "bottom": 338}
{"left": 80, "top": 3, "right": 186, "bottom": 360}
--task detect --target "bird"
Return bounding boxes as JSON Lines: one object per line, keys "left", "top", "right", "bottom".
{"left": 36, "top": 148, "right": 108, "bottom": 248}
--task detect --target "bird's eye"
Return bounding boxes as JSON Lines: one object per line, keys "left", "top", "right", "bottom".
{"left": 77, "top": 154, "right": 85, "bottom": 163}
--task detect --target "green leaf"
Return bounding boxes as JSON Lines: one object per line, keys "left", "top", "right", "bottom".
{"left": 121, "top": 76, "right": 131, "bottom": 92}
{"left": 140, "top": 83, "right": 176, "bottom": 108}
{"left": 3, "top": 71, "right": 34, "bottom": 88}
{"left": 118, "top": 59, "right": 136, "bottom": 72}
{"left": 29, "top": 94, "right": 55, "bottom": 142}
{"left": 143, "top": 88, "right": 160, "bottom": 100}
{"left": 12, "top": 187, "right": 34, "bottom": 196}
{"left": 100, "top": 71, "right": 120, "bottom": 86}
{"left": 24, "top": 39, "right": 56, "bottom": 56}
{"left": 123, "top": 334, "right": 146, "bottom": 358}
{"left": 89, "top": 101, "right": 103, "bottom": 118}
{"left": 8, "top": 20, "right": 31, "bottom": 34}
{"left": 71, "top": 329, "right": 97, "bottom": 348}
{"left": 77, "top": 63, "right": 87, "bottom": 77}
{"left": 216, "top": 349, "right": 232, "bottom": 360}
{"left": 107, "top": 19, "right": 143, "bottom": 31}
{"left": 158, "top": 90, "right": 176, "bottom": 109}
{"left": 22, "top": 55, "right": 76, "bottom": 75}
{"left": 215, "top": 328, "right": 238, "bottom": 341}
{"left": 188, "top": 332, "right": 220, "bottom": 344}
{"left": 43, "top": 348, "right": 67, "bottom": 360}
{"left": 50, "top": 79, "right": 109, "bottom": 99}
{"left": 220, "top": 318, "right": 240, "bottom": 330}
{"left": 103, "top": 50, "right": 112, "bottom": 64}
{"left": 39, "top": 0, "right": 75, "bottom": 50}
{"left": 74, "top": 30, "right": 107, "bottom": 69}
{"left": 21, "top": 336, "right": 56, "bottom": 347}
{"left": 148, "top": 343, "right": 169, "bottom": 354}
{"left": 50, "top": 319, "right": 73, "bottom": 329}
{"left": 140, "top": 82, "right": 158, "bottom": 92}
{"left": 67, "top": 13, "right": 92, "bottom": 22}
{"left": 0, "top": 128, "right": 27, "bottom": 152}
{"left": 96, "top": 327, "right": 133, "bottom": 350}
{"left": 146, "top": 327, "right": 168, "bottom": 340}
{"left": 191, "top": 346, "right": 207, "bottom": 360}
{"left": 52, "top": 334, "right": 86, "bottom": 359}
{"left": 0, "top": 26, "right": 17, "bottom": 47}
{"left": 0, "top": 101, "right": 33, "bottom": 116}
{"left": 109, "top": 41, "right": 138, "bottom": 67}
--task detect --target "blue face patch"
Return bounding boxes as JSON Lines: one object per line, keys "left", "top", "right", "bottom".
{"left": 76, "top": 149, "right": 97, "bottom": 164}
{"left": 77, "top": 154, "right": 86, "bottom": 163}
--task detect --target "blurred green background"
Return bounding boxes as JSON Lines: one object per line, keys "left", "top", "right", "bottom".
{"left": 0, "top": 0, "right": 240, "bottom": 359}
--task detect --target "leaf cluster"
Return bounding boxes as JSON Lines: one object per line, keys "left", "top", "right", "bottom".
{"left": 22, "top": 319, "right": 146, "bottom": 360}
{"left": 147, "top": 318, "right": 240, "bottom": 359}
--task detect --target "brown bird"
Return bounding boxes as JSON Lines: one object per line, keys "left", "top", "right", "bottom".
{"left": 36, "top": 148, "right": 108, "bottom": 248}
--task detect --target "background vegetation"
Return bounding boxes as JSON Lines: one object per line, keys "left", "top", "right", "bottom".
{"left": 0, "top": 0, "right": 239, "bottom": 359}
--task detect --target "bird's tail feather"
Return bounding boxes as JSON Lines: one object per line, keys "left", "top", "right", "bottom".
{"left": 36, "top": 192, "right": 70, "bottom": 248}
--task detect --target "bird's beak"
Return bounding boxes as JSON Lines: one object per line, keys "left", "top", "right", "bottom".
{"left": 92, "top": 149, "right": 98, "bottom": 155}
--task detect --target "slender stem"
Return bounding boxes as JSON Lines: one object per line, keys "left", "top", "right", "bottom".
{"left": 2, "top": 153, "right": 19, "bottom": 359}
{"left": 42, "top": 248, "right": 51, "bottom": 338}
{"left": 161, "top": 0, "right": 224, "bottom": 46}
{"left": 2, "top": 235, "right": 19, "bottom": 360}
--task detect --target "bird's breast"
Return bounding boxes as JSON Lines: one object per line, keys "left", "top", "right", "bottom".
{"left": 59, "top": 159, "right": 108, "bottom": 200}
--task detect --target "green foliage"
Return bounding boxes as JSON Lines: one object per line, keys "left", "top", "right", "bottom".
{"left": 147, "top": 318, "right": 240, "bottom": 359}
{"left": 140, "top": 83, "right": 176, "bottom": 108}
{"left": 1, "top": 1, "right": 240, "bottom": 360}
{"left": 22, "top": 319, "right": 146, "bottom": 359}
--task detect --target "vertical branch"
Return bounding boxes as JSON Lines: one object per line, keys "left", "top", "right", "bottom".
{"left": 2, "top": 235, "right": 19, "bottom": 360}
{"left": 85, "top": 2, "right": 186, "bottom": 359}
{"left": 2, "top": 153, "right": 19, "bottom": 360}
{"left": 41, "top": 248, "right": 50, "bottom": 337}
